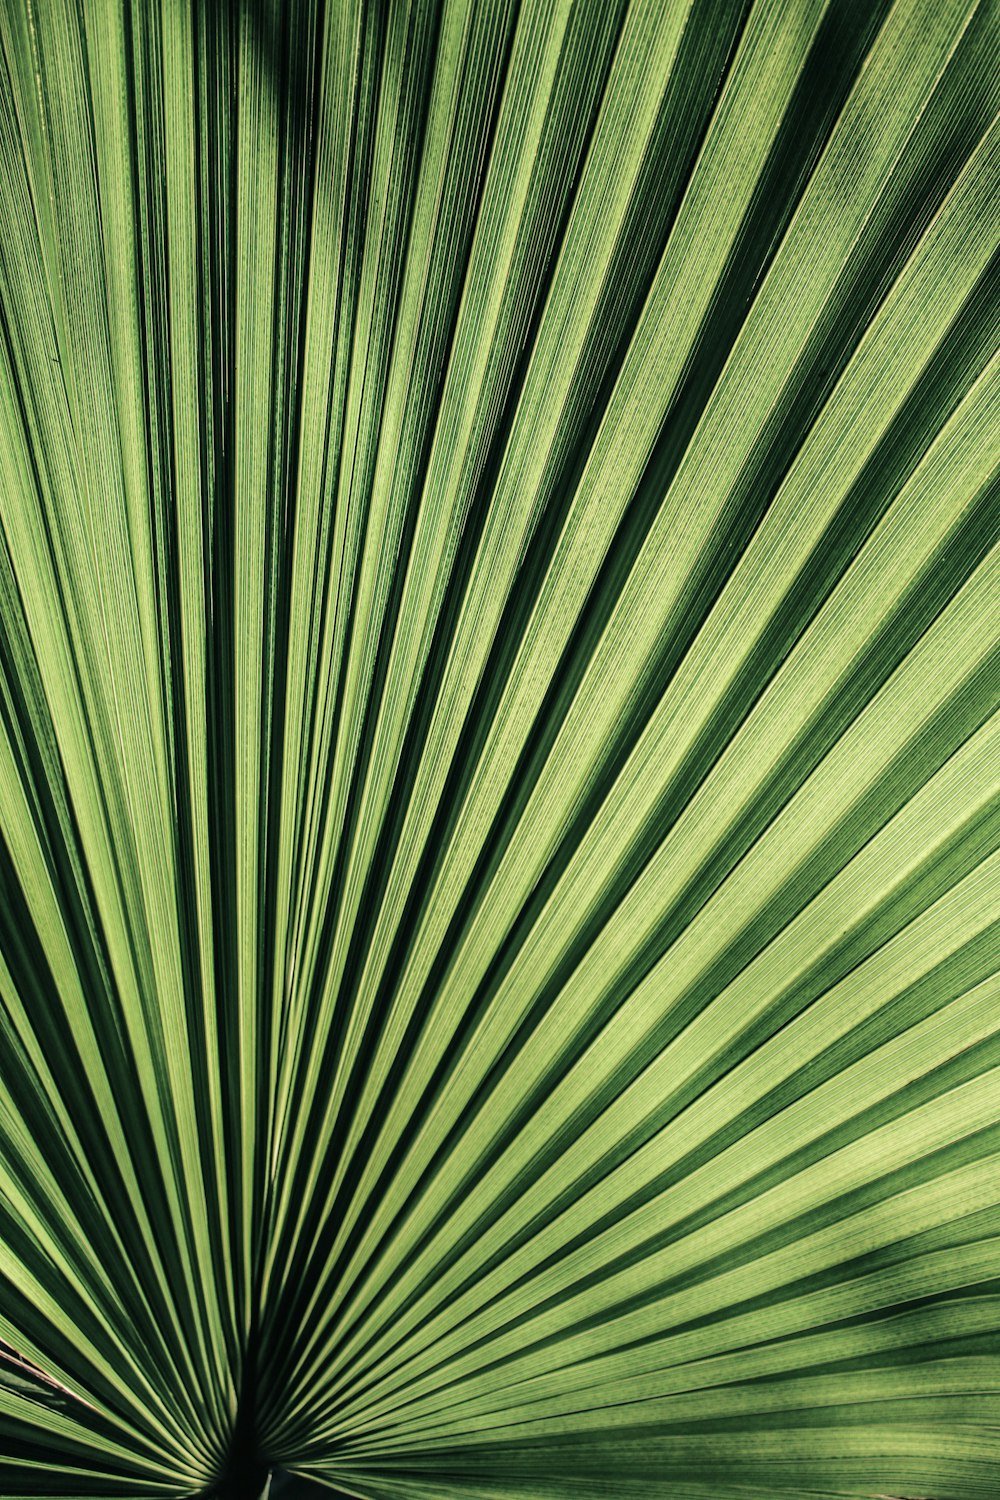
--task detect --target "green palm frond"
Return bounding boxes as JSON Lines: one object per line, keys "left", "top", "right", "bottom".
{"left": 0, "top": 0, "right": 997, "bottom": 1495}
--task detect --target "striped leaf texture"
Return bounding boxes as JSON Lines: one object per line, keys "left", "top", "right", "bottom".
{"left": 0, "top": 0, "right": 998, "bottom": 1495}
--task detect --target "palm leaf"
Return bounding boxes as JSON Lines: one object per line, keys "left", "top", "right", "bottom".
{"left": 0, "top": 0, "right": 997, "bottom": 1495}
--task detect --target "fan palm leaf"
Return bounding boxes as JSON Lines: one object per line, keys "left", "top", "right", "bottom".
{"left": 0, "top": 0, "right": 997, "bottom": 1495}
